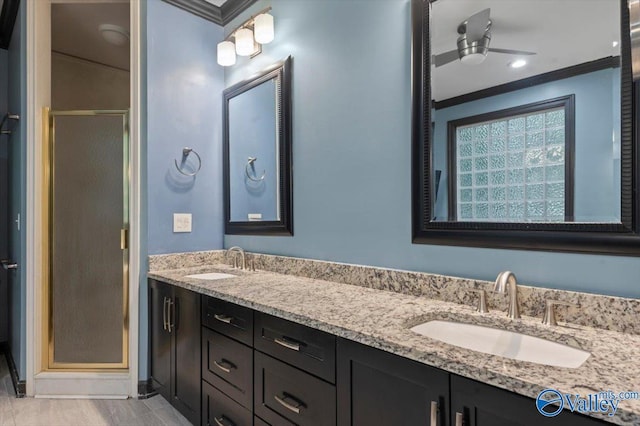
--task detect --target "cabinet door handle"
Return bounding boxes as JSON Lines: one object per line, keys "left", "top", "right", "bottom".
{"left": 274, "top": 336, "right": 301, "bottom": 352}
{"left": 162, "top": 297, "right": 168, "bottom": 331}
{"left": 213, "top": 415, "right": 236, "bottom": 426}
{"left": 213, "top": 359, "right": 236, "bottom": 373}
{"left": 430, "top": 401, "right": 438, "bottom": 426}
{"left": 455, "top": 412, "right": 464, "bottom": 426}
{"left": 274, "top": 392, "right": 305, "bottom": 414}
{"left": 167, "top": 299, "right": 174, "bottom": 333}
{"left": 214, "top": 314, "right": 234, "bottom": 324}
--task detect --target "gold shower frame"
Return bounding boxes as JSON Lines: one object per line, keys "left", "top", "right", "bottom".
{"left": 43, "top": 108, "right": 130, "bottom": 371}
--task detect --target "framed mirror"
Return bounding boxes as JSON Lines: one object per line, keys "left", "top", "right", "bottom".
{"left": 223, "top": 57, "right": 293, "bottom": 235}
{"left": 411, "top": 0, "right": 640, "bottom": 255}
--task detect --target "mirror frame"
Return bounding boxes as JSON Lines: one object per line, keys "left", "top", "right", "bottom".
{"left": 223, "top": 56, "right": 293, "bottom": 236}
{"left": 411, "top": 0, "right": 640, "bottom": 255}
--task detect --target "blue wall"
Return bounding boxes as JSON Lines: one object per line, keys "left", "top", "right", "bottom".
{"left": 7, "top": 0, "right": 26, "bottom": 377}
{"left": 432, "top": 69, "right": 620, "bottom": 222}
{"left": 224, "top": 0, "right": 640, "bottom": 298}
{"left": 142, "top": 0, "right": 225, "bottom": 378}
{"left": 228, "top": 79, "right": 278, "bottom": 222}
{"left": 146, "top": 0, "right": 224, "bottom": 255}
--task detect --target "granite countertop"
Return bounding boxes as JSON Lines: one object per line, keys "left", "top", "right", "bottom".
{"left": 148, "top": 264, "right": 640, "bottom": 425}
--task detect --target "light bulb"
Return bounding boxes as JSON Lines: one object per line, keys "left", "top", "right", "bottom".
{"left": 509, "top": 59, "right": 527, "bottom": 69}
{"left": 460, "top": 53, "right": 486, "bottom": 65}
{"left": 217, "top": 41, "right": 236, "bottom": 66}
{"left": 235, "top": 28, "right": 255, "bottom": 56}
{"left": 254, "top": 13, "right": 274, "bottom": 44}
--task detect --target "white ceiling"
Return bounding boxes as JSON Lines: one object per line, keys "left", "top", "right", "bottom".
{"left": 52, "top": 2, "right": 130, "bottom": 71}
{"left": 431, "top": 0, "right": 620, "bottom": 101}
{"left": 204, "top": 0, "right": 229, "bottom": 7}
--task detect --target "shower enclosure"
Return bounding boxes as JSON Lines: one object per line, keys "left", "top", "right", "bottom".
{"left": 45, "top": 109, "right": 129, "bottom": 370}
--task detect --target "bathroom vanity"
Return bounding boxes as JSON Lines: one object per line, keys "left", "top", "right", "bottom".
{"left": 147, "top": 258, "right": 638, "bottom": 426}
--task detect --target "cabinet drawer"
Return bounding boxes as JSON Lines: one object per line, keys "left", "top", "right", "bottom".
{"left": 202, "top": 327, "right": 253, "bottom": 409}
{"left": 254, "top": 313, "right": 336, "bottom": 383}
{"left": 202, "top": 296, "right": 254, "bottom": 346}
{"left": 254, "top": 352, "right": 336, "bottom": 426}
{"left": 202, "top": 380, "right": 252, "bottom": 426}
{"left": 254, "top": 417, "right": 271, "bottom": 426}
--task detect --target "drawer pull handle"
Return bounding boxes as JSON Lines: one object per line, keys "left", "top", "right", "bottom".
{"left": 274, "top": 392, "right": 305, "bottom": 414}
{"left": 274, "top": 336, "right": 301, "bottom": 352}
{"left": 214, "top": 314, "right": 234, "bottom": 324}
{"left": 167, "top": 299, "right": 174, "bottom": 333}
{"left": 162, "top": 297, "right": 168, "bottom": 331}
{"left": 455, "top": 412, "right": 463, "bottom": 426}
{"left": 430, "top": 401, "right": 438, "bottom": 426}
{"left": 213, "top": 359, "right": 236, "bottom": 373}
{"left": 213, "top": 416, "right": 235, "bottom": 426}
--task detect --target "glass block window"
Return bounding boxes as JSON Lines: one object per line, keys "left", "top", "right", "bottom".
{"left": 452, "top": 99, "right": 573, "bottom": 223}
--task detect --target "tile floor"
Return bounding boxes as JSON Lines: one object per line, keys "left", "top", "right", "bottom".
{"left": 0, "top": 355, "right": 192, "bottom": 426}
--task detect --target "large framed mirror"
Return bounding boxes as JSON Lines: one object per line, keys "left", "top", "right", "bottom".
{"left": 223, "top": 57, "right": 293, "bottom": 235}
{"left": 411, "top": 0, "right": 640, "bottom": 255}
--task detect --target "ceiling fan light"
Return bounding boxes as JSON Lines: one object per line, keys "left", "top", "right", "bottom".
{"left": 509, "top": 59, "right": 527, "bottom": 69}
{"left": 460, "top": 52, "right": 486, "bottom": 65}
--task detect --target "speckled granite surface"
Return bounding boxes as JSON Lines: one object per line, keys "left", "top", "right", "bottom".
{"left": 148, "top": 263, "right": 640, "bottom": 425}
{"left": 149, "top": 250, "right": 640, "bottom": 334}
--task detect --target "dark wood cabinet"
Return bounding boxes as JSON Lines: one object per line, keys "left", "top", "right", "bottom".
{"left": 451, "top": 375, "right": 609, "bottom": 426}
{"left": 202, "top": 327, "right": 253, "bottom": 409}
{"left": 337, "top": 338, "right": 449, "bottom": 426}
{"left": 254, "top": 312, "right": 336, "bottom": 384}
{"left": 150, "top": 282, "right": 615, "bottom": 426}
{"left": 254, "top": 351, "right": 336, "bottom": 426}
{"left": 149, "top": 279, "right": 172, "bottom": 402}
{"left": 149, "top": 279, "right": 201, "bottom": 426}
{"left": 202, "top": 380, "right": 252, "bottom": 426}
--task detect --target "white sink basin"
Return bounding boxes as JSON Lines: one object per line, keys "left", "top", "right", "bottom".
{"left": 411, "top": 320, "right": 590, "bottom": 369}
{"left": 184, "top": 272, "right": 237, "bottom": 280}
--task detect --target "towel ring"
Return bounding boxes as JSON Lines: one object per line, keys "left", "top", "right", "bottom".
{"left": 245, "top": 157, "right": 266, "bottom": 182}
{"left": 175, "top": 147, "right": 202, "bottom": 177}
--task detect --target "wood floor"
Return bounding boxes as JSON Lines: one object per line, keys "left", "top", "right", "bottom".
{"left": 0, "top": 354, "right": 192, "bottom": 426}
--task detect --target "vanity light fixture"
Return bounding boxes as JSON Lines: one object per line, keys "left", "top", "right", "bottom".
{"left": 509, "top": 59, "right": 527, "bottom": 69}
{"left": 216, "top": 7, "right": 275, "bottom": 67}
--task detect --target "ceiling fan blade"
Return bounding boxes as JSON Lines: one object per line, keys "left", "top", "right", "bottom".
{"left": 488, "top": 48, "right": 537, "bottom": 56}
{"left": 432, "top": 50, "right": 460, "bottom": 67}
{"left": 466, "top": 8, "right": 491, "bottom": 42}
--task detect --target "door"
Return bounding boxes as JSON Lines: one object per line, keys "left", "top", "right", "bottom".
{"left": 171, "top": 286, "right": 201, "bottom": 426}
{"left": 5, "top": 110, "right": 21, "bottom": 367}
{"left": 46, "top": 109, "right": 129, "bottom": 369}
{"left": 149, "top": 279, "right": 172, "bottom": 401}
{"left": 450, "top": 375, "right": 609, "bottom": 426}
{"left": 0, "top": 141, "right": 9, "bottom": 342}
{"left": 337, "top": 338, "right": 449, "bottom": 426}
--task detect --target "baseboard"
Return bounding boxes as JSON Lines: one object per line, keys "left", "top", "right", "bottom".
{"left": 1, "top": 341, "right": 26, "bottom": 397}
{"left": 137, "top": 378, "right": 158, "bottom": 399}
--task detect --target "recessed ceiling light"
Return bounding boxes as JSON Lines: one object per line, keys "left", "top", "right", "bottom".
{"left": 99, "top": 24, "right": 129, "bottom": 47}
{"left": 613, "top": 41, "right": 619, "bottom": 47}
{"left": 509, "top": 59, "right": 527, "bottom": 69}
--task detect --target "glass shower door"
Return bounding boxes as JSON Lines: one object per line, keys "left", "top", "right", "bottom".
{"left": 47, "top": 110, "right": 129, "bottom": 369}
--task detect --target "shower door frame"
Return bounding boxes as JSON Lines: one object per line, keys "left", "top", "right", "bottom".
{"left": 44, "top": 108, "right": 130, "bottom": 371}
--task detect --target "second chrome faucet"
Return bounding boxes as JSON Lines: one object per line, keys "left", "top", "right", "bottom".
{"left": 493, "top": 271, "right": 520, "bottom": 319}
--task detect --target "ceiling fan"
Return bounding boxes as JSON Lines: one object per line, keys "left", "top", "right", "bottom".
{"left": 432, "top": 8, "right": 536, "bottom": 67}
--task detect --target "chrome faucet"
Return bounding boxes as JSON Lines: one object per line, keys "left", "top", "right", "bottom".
{"left": 493, "top": 271, "right": 520, "bottom": 319}
{"left": 226, "top": 246, "right": 246, "bottom": 270}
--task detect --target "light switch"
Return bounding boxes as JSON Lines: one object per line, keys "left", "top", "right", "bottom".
{"left": 173, "top": 213, "right": 192, "bottom": 233}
